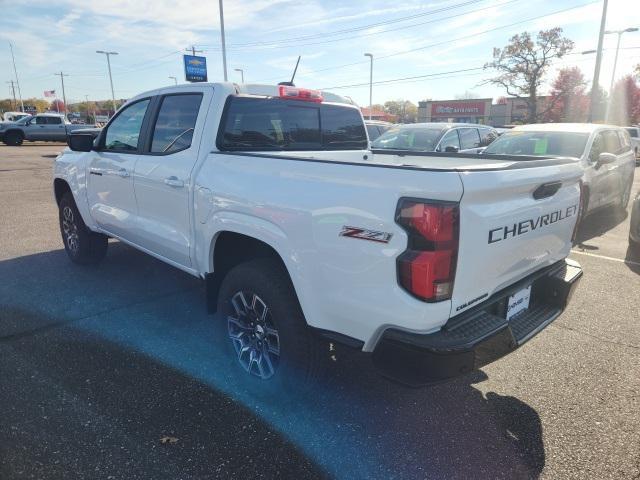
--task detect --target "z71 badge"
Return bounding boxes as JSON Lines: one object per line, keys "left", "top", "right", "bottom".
{"left": 339, "top": 226, "right": 393, "bottom": 244}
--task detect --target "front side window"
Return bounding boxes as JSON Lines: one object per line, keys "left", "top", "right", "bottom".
{"left": 588, "top": 133, "right": 604, "bottom": 163}
{"left": 602, "top": 130, "right": 621, "bottom": 154}
{"left": 104, "top": 99, "right": 150, "bottom": 152}
{"left": 437, "top": 129, "right": 461, "bottom": 152}
{"left": 617, "top": 130, "right": 631, "bottom": 151}
{"left": 625, "top": 128, "right": 638, "bottom": 138}
{"left": 151, "top": 94, "right": 202, "bottom": 153}
{"left": 458, "top": 128, "right": 481, "bottom": 149}
{"left": 35, "top": 116, "right": 47, "bottom": 125}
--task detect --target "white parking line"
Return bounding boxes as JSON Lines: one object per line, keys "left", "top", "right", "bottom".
{"left": 571, "top": 249, "right": 640, "bottom": 267}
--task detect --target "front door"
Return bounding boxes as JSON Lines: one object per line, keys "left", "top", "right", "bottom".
{"left": 86, "top": 98, "right": 151, "bottom": 239}
{"left": 132, "top": 92, "right": 206, "bottom": 267}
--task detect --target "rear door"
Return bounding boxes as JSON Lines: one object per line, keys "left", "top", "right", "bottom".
{"left": 132, "top": 90, "right": 208, "bottom": 267}
{"left": 46, "top": 116, "right": 67, "bottom": 141}
{"left": 451, "top": 161, "right": 582, "bottom": 315}
{"left": 86, "top": 98, "right": 152, "bottom": 239}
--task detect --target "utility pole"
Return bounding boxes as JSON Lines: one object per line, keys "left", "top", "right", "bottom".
{"left": 588, "top": 0, "right": 608, "bottom": 122}
{"left": 96, "top": 50, "right": 119, "bottom": 116}
{"left": 364, "top": 53, "right": 373, "bottom": 120}
{"left": 219, "top": 0, "right": 228, "bottom": 81}
{"left": 8, "top": 43, "right": 24, "bottom": 112}
{"left": 6, "top": 80, "right": 17, "bottom": 110}
{"left": 185, "top": 46, "right": 203, "bottom": 57}
{"left": 54, "top": 72, "right": 69, "bottom": 116}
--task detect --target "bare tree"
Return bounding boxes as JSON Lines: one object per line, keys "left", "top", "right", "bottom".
{"left": 484, "top": 28, "right": 574, "bottom": 122}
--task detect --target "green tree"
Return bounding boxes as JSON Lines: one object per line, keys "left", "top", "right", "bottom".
{"left": 484, "top": 27, "right": 574, "bottom": 122}
{"left": 384, "top": 100, "right": 418, "bottom": 123}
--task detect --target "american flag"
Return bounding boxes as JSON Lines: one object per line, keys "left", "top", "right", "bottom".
{"left": 44, "top": 90, "right": 55, "bottom": 97}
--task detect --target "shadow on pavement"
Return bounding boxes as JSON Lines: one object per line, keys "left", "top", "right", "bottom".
{"left": 0, "top": 243, "right": 546, "bottom": 479}
{"left": 575, "top": 205, "right": 627, "bottom": 247}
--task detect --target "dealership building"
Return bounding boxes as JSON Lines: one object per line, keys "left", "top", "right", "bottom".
{"left": 417, "top": 97, "right": 550, "bottom": 126}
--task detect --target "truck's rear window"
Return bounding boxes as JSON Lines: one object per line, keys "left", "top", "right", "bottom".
{"left": 217, "top": 96, "right": 367, "bottom": 151}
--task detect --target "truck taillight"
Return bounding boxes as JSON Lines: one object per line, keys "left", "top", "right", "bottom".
{"left": 396, "top": 199, "right": 459, "bottom": 302}
{"left": 278, "top": 85, "right": 323, "bottom": 103}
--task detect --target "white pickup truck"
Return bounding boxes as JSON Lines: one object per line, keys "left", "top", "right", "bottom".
{"left": 53, "top": 83, "right": 583, "bottom": 389}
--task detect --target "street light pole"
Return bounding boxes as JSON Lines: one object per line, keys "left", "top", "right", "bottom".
{"left": 96, "top": 50, "right": 119, "bottom": 116}
{"left": 169, "top": 76, "right": 178, "bottom": 85}
{"left": 604, "top": 27, "right": 639, "bottom": 123}
{"left": 219, "top": 0, "right": 228, "bottom": 81}
{"left": 234, "top": 68, "right": 244, "bottom": 83}
{"left": 588, "top": 0, "right": 608, "bottom": 122}
{"left": 364, "top": 53, "right": 373, "bottom": 120}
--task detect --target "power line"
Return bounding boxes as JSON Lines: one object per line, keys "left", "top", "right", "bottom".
{"left": 255, "top": 0, "right": 601, "bottom": 83}
{"left": 199, "top": 0, "right": 489, "bottom": 48}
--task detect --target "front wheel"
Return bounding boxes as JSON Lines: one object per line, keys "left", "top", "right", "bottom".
{"left": 216, "top": 258, "right": 325, "bottom": 396}
{"left": 618, "top": 180, "right": 632, "bottom": 213}
{"left": 3, "top": 131, "right": 24, "bottom": 146}
{"left": 59, "top": 192, "right": 108, "bottom": 264}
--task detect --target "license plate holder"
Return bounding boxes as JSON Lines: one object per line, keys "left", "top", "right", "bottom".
{"left": 505, "top": 285, "right": 532, "bottom": 321}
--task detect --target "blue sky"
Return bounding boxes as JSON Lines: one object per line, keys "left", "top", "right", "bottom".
{"left": 1, "top": 0, "right": 639, "bottom": 106}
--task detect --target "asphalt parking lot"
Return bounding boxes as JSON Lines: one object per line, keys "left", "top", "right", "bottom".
{"left": 1, "top": 143, "right": 639, "bottom": 480}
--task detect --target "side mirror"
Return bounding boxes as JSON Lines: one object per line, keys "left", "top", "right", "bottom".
{"left": 597, "top": 152, "right": 616, "bottom": 166}
{"left": 445, "top": 145, "right": 459, "bottom": 153}
{"left": 67, "top": 133, "right": 94, "bottom": 152}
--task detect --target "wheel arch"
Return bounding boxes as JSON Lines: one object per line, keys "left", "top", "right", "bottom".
{"left": 54, "top": 178, "right": 72, "bottom": 205}
{"left": 206, "top": 230, "right": 299, "bottom": 315}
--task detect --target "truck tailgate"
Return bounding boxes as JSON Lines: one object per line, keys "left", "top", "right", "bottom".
{"left": 451, "top": 162, "right": 582, "bottom": 316}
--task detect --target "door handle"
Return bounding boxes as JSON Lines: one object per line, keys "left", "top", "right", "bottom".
{"left": 89, "top": 167, "right": 104, "bottom": 176}
{"left": 164, "top": 176, "right": 184, "bottom": 188}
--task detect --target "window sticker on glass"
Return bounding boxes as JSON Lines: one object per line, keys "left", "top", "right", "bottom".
{"left": 533, "top": 138, "right": 548, "bottom": 154}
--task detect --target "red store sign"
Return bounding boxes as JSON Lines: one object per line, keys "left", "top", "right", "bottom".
{"left": 431, "top": 102, "right": 486, "bottom": 116}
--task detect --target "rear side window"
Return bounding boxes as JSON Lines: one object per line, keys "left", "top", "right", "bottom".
{"left": 150, "top": 94, "right": 202, "bottom": 154}
{"left": 479, "top": 128, "right": 498, "bottom": 147}
{"left": 217, "top": 97, "right": 367, "bottom": 151}
{"left": 47, "top": 116, "right": 62, "bottom": 125}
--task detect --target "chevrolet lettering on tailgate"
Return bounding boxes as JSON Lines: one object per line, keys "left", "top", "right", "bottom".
{"left": 488, "top": 205, "right": 578, "bottom": 244}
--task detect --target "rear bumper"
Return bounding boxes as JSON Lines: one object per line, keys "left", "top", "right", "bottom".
{"left": 372, "top": 258, "right": 583, "bottom": 386}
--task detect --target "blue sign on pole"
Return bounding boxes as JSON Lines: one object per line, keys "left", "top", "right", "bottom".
{"left": 183, "top": 55, "right": 208, "bottom": 82}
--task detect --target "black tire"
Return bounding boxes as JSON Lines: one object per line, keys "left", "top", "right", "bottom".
{"left": 4, "top": 130, "right": 23, "bottom": 146}
{"left": 59, "top": 192, "right": 108, "bottom": 264}
{"left": 618, "top": 180, "right": 632, "bottom": 212}
{"left": 215, "top": 258, "right": 325, "bottom": 397}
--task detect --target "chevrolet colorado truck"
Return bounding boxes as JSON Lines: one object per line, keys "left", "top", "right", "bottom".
{"left": 0, "top": 113, "right": 96, "bottom": 145}
{"left": 53, "top": 83, "right": 583, "bottom": 390}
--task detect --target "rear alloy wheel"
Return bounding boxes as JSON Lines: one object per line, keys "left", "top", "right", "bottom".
{"left": 227, "top": 291, "right": 281, "bottom": 380}
{"left": 216, "top": 258, "right": 325, "bottom": 395}
{"left": 4, "top": 131, "right": 23, "bottom": 146}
